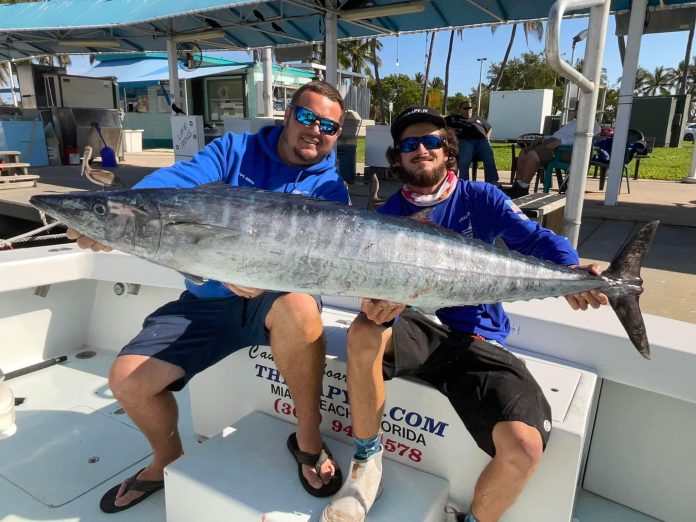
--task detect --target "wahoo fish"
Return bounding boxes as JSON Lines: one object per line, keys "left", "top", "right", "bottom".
{"left": 30, "top": 185, "right": 657, "bottom": 359}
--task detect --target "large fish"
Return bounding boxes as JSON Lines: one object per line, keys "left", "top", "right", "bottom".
{"left": 30, "top": 185, "right": 657, "bottom": 359}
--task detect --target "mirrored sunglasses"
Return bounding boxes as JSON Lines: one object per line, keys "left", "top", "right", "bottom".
{"left": 291, "top": 105, "right": 341, "bottom": 136}
{"left": 398, "top": 134, "right": 444, "bottom": 153}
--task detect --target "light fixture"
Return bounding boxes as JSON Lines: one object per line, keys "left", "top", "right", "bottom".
{"left": 171, "top": 30, "right": 225, "bottom": 44}
{"left": 341, "top": 0, "right": 426, "bottom": 21}
{"left": 58, "top": 39, "right": 121, "bottom": 48}
{"left": 395, "top": 34, "right": 400, "bottom": 67}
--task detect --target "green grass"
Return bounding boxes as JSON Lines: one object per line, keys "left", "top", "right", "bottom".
{"left": 490, "top": 141, "right": 693, "bottom": 182}
{"left": 357, "top": 137, "right": 693, "bottom": 181}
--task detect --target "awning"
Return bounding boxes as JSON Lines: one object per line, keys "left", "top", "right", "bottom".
{"left": 0, "top": 0, "right": 692, "bottom": 61}
{"left": 81, "top": 53, "right": 315, "bottom": 87}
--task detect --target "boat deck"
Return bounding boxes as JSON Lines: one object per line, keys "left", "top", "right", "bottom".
{"left": 0, "top": 341, "right": 658, "bottom": 522}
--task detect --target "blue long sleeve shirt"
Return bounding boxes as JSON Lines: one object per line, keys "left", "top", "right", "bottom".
{"left": 378, "top": 180, "right": 579, "bottom": 345}
{"left": 135, "top": 125, "right": 349, "bottom": 297}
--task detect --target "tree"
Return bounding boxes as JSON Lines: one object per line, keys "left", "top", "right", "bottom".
{"left": 369, "top": 38, "right": 386, "bottom": 124}
{"left": 640, "top": 66, "right": 673, "bottom": 96}
{"left": 369, "top": 73, "right": 421, "bottom": 119}
{"left": 487, "top": 51, "right": 565, "bottom": 110}
{"left": 490, "top": 21, "right": 543, "bottom": 90}
{"left": 430, "top": 76, "right": 444, "bottom": 90}
{"left": 337, "top": 39, "right": 376, "bottom": 84}
{"left": 442, "top": 29, "right": 464, "bottom": 114}
{"left": 421, "top": 31, "right": 436, "bottom": 105}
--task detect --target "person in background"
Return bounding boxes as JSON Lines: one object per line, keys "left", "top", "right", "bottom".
{"left": 67, "top": 80, "right": 349, "bottom": 514}
{"left": 505, "top": 119, "right": 600, "bottom": 199}
{"left": 445, "top": 101, "right": 500, "bottom": 186}
{"left": 322, "top": 106, "right": 606, "bottom": 522}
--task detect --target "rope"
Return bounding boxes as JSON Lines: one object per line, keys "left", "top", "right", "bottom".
{"left": 0, "top": 220, "right": 65, "bottom": 250}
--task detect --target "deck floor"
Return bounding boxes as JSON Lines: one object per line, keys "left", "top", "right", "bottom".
{"left": 0, "top": 347, "right": 660, "bottom": 522}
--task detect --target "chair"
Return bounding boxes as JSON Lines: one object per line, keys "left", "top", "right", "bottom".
{"left": 536, "top": 145, "right": 572, "bottom": 194}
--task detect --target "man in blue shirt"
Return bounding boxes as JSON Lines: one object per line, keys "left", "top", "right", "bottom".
{"left": 322, "top": 107, "right": 607, "bottom": 522}
{"left": 67, "top": 81, "right": 349, "bottom": 513}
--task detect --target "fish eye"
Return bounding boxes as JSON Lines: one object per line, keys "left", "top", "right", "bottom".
{"left": 92, "top": 202, "right": 108, "bottom": 217}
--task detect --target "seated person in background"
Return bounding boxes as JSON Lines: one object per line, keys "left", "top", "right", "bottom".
{"left": 445, "top": 102, "right": 500, "bottom": 186}
{"left": 505, "top": 119, "right": 600, "bottom": 199}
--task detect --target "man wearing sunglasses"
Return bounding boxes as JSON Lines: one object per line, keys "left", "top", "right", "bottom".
{"left": 445, "top": 101, "right": 500, "bottom": 186}
{"left": 66, "top": 80, "right": 350, "bottom": 513}
{"left": 322, "top": 106, "right": 606, "bottom": 522}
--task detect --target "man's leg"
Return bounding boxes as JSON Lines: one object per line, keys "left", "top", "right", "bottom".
{"left": 458, "top": 139, "right": 475, "bottom": 180}
{"left": 475, "top": 140, "right": 500, "bottom": 185}
{"left": 266, "top": 292, "right": 338, "bottom": 489}
{"left": 322, "top": 313, "right": 393, "bottom": 521}
{"left": 108, "top": 355, "right": 185, "bottom": 508}
{"left": 468, "top": 421, "right": 544, "bottom": 522}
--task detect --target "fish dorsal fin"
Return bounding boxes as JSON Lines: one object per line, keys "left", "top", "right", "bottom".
{"left": 409, "top": 207, "right": 434, "bottom": 224}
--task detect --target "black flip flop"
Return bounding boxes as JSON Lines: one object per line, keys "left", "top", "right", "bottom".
{"left": 287, "top": 432, "right": 343, "bottom": 497}
{"left": 99, "top": 467, "right": 165, "bottom": 513}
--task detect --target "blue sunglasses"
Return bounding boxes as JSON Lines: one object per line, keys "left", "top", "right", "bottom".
{"left": 290, "top": 105, "right": 341, "bottom": 136}
{"left": 398, "top": 134, "right": 444, "bottom": 153}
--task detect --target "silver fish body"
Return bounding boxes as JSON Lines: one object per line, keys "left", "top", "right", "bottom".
{"left": 30, "top": 186, "right": 657, "bottom": 358}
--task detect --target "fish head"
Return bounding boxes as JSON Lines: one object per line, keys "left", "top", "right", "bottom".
{"left": 30, "top": 189, "right": 162, "bottom": 259}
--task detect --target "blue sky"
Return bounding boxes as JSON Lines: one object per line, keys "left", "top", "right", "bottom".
{"left": 60, "top": 16, "right": 691, "bottom": 98}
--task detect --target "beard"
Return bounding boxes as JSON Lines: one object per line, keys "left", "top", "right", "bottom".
{"left": 396, "top": 161, "right": 447, "bottom": 188}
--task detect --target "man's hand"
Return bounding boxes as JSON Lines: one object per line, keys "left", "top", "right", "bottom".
{"left": 66, "top": 228, "right": 112, "bottom": 252}
{"left": 565, "top": 263, "right": 609, "bottom": 310}
{"left": 361, "top": 298, "right": 406, "bottom": 325}
{"left": 223, "top": 283, "right": 265, "bottom": 299}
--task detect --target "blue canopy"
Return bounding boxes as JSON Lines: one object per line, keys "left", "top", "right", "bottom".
{"left": 0, "top": 0, "right": 692, "bottom": 61}
{"left": 82, "top": 54, "right": 250, "bottom": 87}
{"left": 81, "top": 53, "right": 315, "bottom": 87}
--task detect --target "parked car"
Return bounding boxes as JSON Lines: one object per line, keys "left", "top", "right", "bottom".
{"left": 684, "top": 122, "right": 696, "bottom": 142}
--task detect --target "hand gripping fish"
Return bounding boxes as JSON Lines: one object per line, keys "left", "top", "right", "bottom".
{"left": 30, "top": 186, "right": 658, "bottom": 359}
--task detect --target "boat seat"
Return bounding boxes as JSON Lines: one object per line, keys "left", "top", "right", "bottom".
{"left": 183, "top": 298, "right": 598, "bottom": 521}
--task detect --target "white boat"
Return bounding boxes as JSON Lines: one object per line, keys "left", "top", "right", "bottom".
{"left": 1, "top": 242, "right": 694, "bottom": 522}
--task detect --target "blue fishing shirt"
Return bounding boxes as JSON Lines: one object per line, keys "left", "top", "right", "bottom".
{"left": 134, "top": 125, "right": 349, "bottom": 297}
{"left": 378, "top": 180, "right": 580, "bottom": 345}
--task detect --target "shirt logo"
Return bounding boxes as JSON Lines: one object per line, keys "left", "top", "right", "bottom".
{"left": 239, "top": 172, "right": 254, "bottom": 186}
{"left": 504, "top": 199, "right": 529, "bottom": 220}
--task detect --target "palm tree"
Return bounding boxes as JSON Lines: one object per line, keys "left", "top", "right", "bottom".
{"left": 369, "top": 38, "right": 386, "bottom": 123}
{"left": 414, "top": 72, "right": 425, "bottom": 87}
{"left": 640, "top": 66, "right": 673, "bottom": 96}
{"left": 430, "top": 77, "right": 444, "bottom": 90}
{"left": 421, "top": 31, "right": 436, "bottom": 105}
{"left": 337, "top": 39, "right": 374, "bottom": 84}
{"left": 678, "top": 18, "right": 694, "bottom": 95}
{"left": 490, "top": 21, "right": 543, "bottom": 90}
{"left": 442, "top": 29, "right": 463, "bottom": 114}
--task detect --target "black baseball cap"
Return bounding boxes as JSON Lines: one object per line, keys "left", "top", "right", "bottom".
{"left": 390, "top": 106, "right": 446, "bottom": 143}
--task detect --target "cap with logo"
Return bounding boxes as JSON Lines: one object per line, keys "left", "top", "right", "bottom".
{"left": 390, "top": 106, "right": 446, "bottom": 143}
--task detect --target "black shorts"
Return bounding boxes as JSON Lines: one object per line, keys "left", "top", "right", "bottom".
{"left": 386, "top": 310, "right": 552, "bottom": 457}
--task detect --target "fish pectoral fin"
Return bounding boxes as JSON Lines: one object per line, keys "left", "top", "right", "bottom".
{"left": 177, "top": 271, "right": 208, "bottom": 285}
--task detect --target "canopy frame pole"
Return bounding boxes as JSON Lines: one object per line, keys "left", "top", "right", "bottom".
{"left": 324, "top": 9, "right": 338, "bottom": 87}
{"left": 546, "top": 0, "right": 610, "bottom": 247}
{"left": 263, "top": 47, "right": 273, "bottom": 117}
{"left": 166, "top": 36, "right": 181, "bottom": 114}
{"left": 604, "top": 0, "right": 648, "bottom": 204}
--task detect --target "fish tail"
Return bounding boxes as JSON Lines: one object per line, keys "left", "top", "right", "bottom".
{"left": 602, "top": 220, "right": 659, "bottom": 359}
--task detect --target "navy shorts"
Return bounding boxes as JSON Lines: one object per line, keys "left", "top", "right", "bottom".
{"left": 385, "top": 310, "right": 552, "bottom": 457}
{"left": 119, "top": 291, "right": 319, "bottom": 391}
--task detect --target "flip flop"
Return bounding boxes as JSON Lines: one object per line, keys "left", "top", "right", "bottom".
{"left": 287, "top": 432, "right": 343, "bottom": 497}
{"left": 99, "top": 467, "right": 165, "bottom": 513}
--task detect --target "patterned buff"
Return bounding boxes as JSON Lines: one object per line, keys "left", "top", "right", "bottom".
{"left": 401, "top": 170, "right": 458, "bottom": 207}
